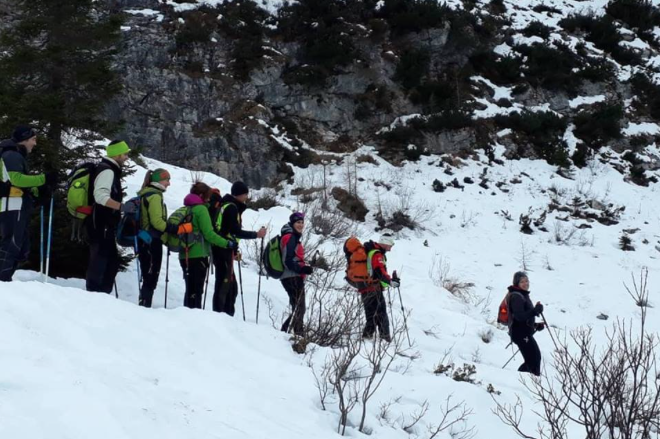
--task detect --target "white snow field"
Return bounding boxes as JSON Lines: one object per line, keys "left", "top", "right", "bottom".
{"left": 2, "top": 141, "right": 660, "bottom": 438}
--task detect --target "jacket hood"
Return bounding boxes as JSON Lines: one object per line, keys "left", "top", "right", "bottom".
{"left": 365, "top": 240, "right": 386, "bottom": 255}
{"left": 138, "top": 185, "right": 164, "bottom": 197}
{"left": 221, "top": 193, "right": 247, "bottom": 213}
{"left": 0, "top": 139, "right": 25, "bottom": 157}
{"left": 184, "top": 193, "right": 205, "bottom": 207}
{"left": 281, "top": 223, "right": 299, "bottom": 236}
{"left": 508, "top": 285, "right": 530, "bottom": 295}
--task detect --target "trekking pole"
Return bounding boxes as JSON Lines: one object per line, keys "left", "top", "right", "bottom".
{"left": 237, "top": 251, "right": 246, "bottom": 321}
{"left": 256, "top": 237, "right": 264, "bottom": 324}
{"left": 540, "top": 312, "right": 560, "bottom": 351}
{"left": 386, "top": 287, "right": 395, "bottom": 329}
{"left": 133, "top": 236, "right": 141, "bottom": 302}
{"left": 502, "top": 349, "right": 519, "bottom": 369}
{"left": 164, "top": 250, "right": 170, "bottom": 309}
{"left": 44, "top": 196, "right": 54, "bottom": 283}
{"left": 396, "top": 286, "right": 412, "bottom": 347}
{"left": 203, "top": 260, "right": 211, "bottom": 310}
{"left": 40, "top": 206, "right": 44, "bottom": 276}
{"left": 113, "top": 281, "right": 119, "bottom": 299}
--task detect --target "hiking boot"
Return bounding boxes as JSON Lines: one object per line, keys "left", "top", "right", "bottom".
{"left": 381, "top": 334, "right": 392, "bottom": 343}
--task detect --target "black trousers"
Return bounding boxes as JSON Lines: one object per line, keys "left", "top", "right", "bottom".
{"left": 281, "top": 276, "right": 305, "bottom": 335}
{"left": 512, "top": 332, "right": 542, "bottom": 376}
{"left": 86, "top": 227, "right": 120, "bottom": 293}
{"left": 180, "top": 257, "right": 208, "bottom": 309}
{"left": 138, "top": 239, "right": 163, "bottom": 308}
{"left": 212, "top": 247, "right": 238, "bottom": 315}
{"left": 361, "top": 287, "right": 391, "bottom": 339}
{"left": 0, "top": 206, "right": 32, "bottom": 282}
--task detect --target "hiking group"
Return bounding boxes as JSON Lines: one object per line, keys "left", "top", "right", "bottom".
{"left": 0, "top": 126, "right": 548, "bottom": 376}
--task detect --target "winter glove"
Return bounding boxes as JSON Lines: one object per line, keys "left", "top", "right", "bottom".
{"left": 535, "top": 322, "right": 545, "bottom": 332}
{"left": 226, "top": 240, "right": 238, "bottom": 250}
{"left": 44, "top": 171, "right": 58, "bottom": 187}
{"left": 177, "top": 223, "right": 193, "bottom": 235}
{"left": 234, "top": 251, "right": 243, "bottom": 262}
{"left": 533, "top": 303, "right": 544, "bottom": 316}
{"left": 390, "top": 279, "right": 400, "bottom": 288}
{"left": 121, "top": 202, "right": 138, "bottom": 214}
{"left": 301, "top": 265, "right": 313, "bottom": 275}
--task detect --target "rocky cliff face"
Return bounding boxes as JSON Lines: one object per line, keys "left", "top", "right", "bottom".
{"left": 107, "top": 0, "right": 660, "bottom": 188}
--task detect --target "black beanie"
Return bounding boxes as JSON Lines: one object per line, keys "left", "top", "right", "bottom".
{"left": 11, "top": 125, "right": 36, "bottom": 143}
{"left": 513, "top": 271, "right": 528, "bottom": 287}
{"left": 231, "top": 181, "right": 249, "bottom": 196}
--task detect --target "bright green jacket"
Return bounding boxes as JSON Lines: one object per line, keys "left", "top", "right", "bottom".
{"left": 138, "top": 185, "right": 169, "bottom": 235}
{"left": 179, "top": 199, "right": 232, "bottom": 260}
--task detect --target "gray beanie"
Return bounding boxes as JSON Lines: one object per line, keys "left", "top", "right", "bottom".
{"left": 512, "top": 271, "right": 528, "bottom": 287}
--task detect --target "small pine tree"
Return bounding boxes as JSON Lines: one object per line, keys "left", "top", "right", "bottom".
{"left": 0, "top": 0, "right": 124, "bottom": 278}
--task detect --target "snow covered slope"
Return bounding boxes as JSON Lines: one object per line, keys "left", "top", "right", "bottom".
{"left": 3, "top": 141, "right": 660, "bottom": 438}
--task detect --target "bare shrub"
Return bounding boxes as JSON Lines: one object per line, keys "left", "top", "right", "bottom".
{"left": 517, "top": 239, "right": 536, "bottom": 271}
{"left": 310, "top": 317, "right": 412, "bottom": 436}
{"left": 377, "top": 185, "right": 436, "bottom": 232}
{"left": 429, "top": 255, "right": 475, "bottom": 301}
{"left": 550, "top": 220, "right": 591, "bottom": 246}
{"left": 479, "top": 328, "right": 494, "bottom": 343}
{"left": 331, "top": 186, "right": 368, "bottom": 222}
{"left": 427, "top": 396, "right": 476, "bottom": 439}
{"left": 250, "top": 190, "right": 279, "bottom": 210}
{"left": 494, "top": 268, "right": 660, "bottom": 439}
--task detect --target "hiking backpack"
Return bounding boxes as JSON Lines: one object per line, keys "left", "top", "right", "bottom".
{"left": 116, "top": 195, "right": 152, "bottom": 248}
{"left": 344, "top": 236, "right": 376, "bottom": 290}
{"left": 164, "top": 206, "right": 201, "bottom": 253}
{"left": 497, "top": 290, "right": 523, "bottom": 329}
{"left": 0, "top": 147, "right": 15, "bottom": 198}
{"left": 66, "top": 163, "right": 97, "bottom": 219}
{"left": 261, "top": 235, "right": 285, "bottom": 279}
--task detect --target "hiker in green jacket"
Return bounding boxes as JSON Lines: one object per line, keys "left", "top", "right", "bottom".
{"left": 0, "top": 126, "right": 56, "bottom": 282}
{"left": 180, "top": 182, "right": 237, "bottom": 309}
{"left": 136, "top": 168, "right": 185, "bottom": 307}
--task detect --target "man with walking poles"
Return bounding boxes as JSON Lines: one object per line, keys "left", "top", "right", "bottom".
{"left": 209, "top": 181, "right": 267, "bottom": 318}
{"left": 0, "top": 126, "right": 56, "bottom": 282}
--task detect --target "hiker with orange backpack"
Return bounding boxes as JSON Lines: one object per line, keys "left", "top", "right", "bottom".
{"left": 279, "top": 212, "right": 311, "bottom": 335}
{"left": 499, "top": 271, "right": 544, "bottom": 376}
{"left": 345, "top": 234, "right": 398, "bottom": 342}
{"left": 179, "top": 182, "right": 237, "bottom": 309}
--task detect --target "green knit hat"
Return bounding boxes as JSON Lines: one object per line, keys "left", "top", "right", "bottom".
{"left": 106, "top": 140, "right": 130, "bottom": 158}
{"left": 151, "top": 168, "right": 171, "bottom": 183}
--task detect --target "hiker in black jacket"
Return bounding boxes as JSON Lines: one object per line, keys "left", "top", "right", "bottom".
{"left": 0, "top": 126, "right": 56, "bottom": 281}
{"left": 210, "top": 181, "right": 266, "bottom": 316}
{"left": 508, "top": 271, "right": 545, "bottom": 376}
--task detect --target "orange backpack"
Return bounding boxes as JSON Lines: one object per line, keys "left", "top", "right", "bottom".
{"left": 344, "top": 236, "right": 375, "bottom": 290}
{"left": 497, "top": 290, "right": 522, "bottom": 328}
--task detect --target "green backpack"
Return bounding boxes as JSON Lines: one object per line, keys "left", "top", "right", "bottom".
{"left": 66, "top": 163, "right": 96, "bottom": 219}
{"left": 164, "top": 206, "right": 202, "bottom": 253}
{"left": 261, "top": 235, "right": 285, "bottom": 279}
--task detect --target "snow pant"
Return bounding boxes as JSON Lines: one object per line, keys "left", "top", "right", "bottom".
{"left": 512, "top": 332, "right": 541, "bottom": 376}
{"left": 180, "top": 257, "right": 208, "bottom": 309}
{"left": 86, "top": 227, "right": 120, "bottom": 293}
{"left": 0, "top": 205, "right": 32, "bottom": 282}
{"left": 360, "top": 287, "right": 391, "bottom": 340}
{"left": 138, "top": 239, "right": 163, "bottom": 308}
{"left": 280, "top": 276, "right": 305, "bottom": 335}
{"left": 212, "top": 247, "right": 238, "bottom": 315}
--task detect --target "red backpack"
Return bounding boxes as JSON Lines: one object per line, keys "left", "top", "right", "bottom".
{"left": 497, "top": 290, "right": 523, "bottom": 327}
